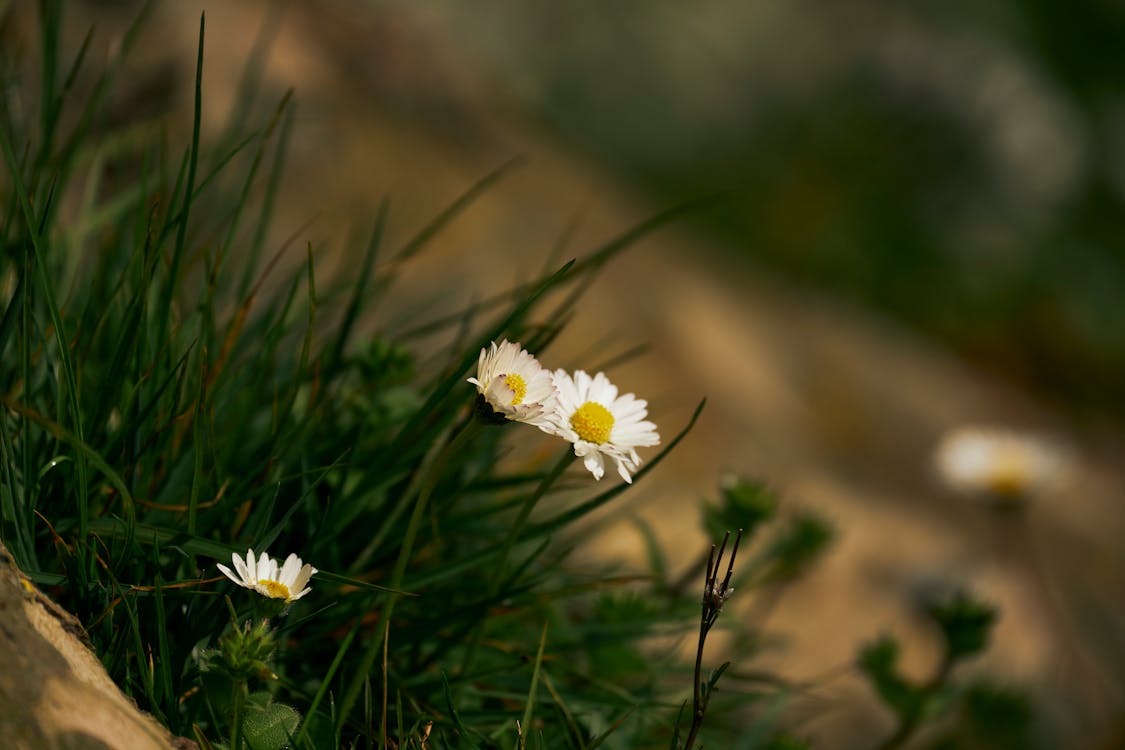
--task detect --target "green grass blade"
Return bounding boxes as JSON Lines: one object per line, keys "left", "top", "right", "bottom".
{"left": 0, "top": 115, "right": 92, "bottom": 576}
{"left": 292, "top": 611, "right": 364, "bottom": 746}
{"left": 519, "top": 621, "right": 549, "bottom": 750}
{"left": 0, "top": 412, "right": 33, "bottom": 567}
{"left": 158, "top": 12, "right": 205, "bottom": 346}
{"left": 187, "top": 355, "right": 206, "bottom": 538}
{"left": 324, "top": 199, "right": 388, "bottom": 372}
{"left": 152, "top": 573, "right": 174, "bottom": 707}
{"left": 240, "top": 89, "right": 294, "bottom": 298}
{"left": 442, "top": 672, "right": 483, "bottom": 750}
{"left": 218, "top": 90, "right": 294, "bottom": 277}
{"left": 35, "top": 0, "right": 62, "bottom": 164}
{"left": 0, "top": 394, "right": 134, "bottom": 527}
{"left": 393, "top": 156, "right": 525, "bottom": 263}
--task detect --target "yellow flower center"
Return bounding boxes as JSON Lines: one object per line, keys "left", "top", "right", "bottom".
{"left": 503, "top": 373, "right": 527, "bottom": 405}
{"left": 570, "top": 401, "right": 614, "bottom": 444}
{"left": 257, "top": 580, "right": 291, "bottom": 600}
{"left": 986, "top": 451, "right": 1028, "bottom": 497}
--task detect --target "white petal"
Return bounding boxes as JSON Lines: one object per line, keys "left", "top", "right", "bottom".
{"left": 279, "top": 553, "right": 302, "bottom": 586}
{"left": 611, "top": 395, "right": 647, "bottom": 422}
{"left": 484, "top": 378, "right": 517, "bottom": 410}
{"left": 582, "top": 450, "right": 605, "bottom": 480}
{"left": 614, "top": 456, "right": 634, "bottom": 484}
{"left": 536, "top": 417, "right": 565, "bottom": 438}
{"left": 263, "top": 555, "right": 279, "bottom": 584}
{"left": 574, "top": 370, "right": 595, "bottom": 400}
{"left": 235, "top": 551, "right": 253, "bottom": 583}
{"left": 587, "top": 372, "right": 618, "bottom": 404}
{"left": 552, "top": 370, "right": 578, "bottom": 406}
{"left": 292, "top": 564, "right": 317, "bottom": 593}
{"left": 612, "top": 423, "right": 660, "bottom": 448}
{"left": 217, "top": 563, "right": 243, "bottom": 587}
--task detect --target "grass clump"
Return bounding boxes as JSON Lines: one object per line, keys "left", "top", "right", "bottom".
{"left": 0, "top": 4, "right": 1010, "bottom": 749}
{"left": 0, "top": 5, "right": 722, "bottom": 748}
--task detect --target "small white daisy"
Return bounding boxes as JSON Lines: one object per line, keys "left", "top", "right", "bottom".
{"left": 217, "top": 549, "right": 317, "bottom": 603}
{"left": 467, "top": 340, "right": 557, "bottom": 427}
{"left": 545, "top": 369, "right": 660, "bottom": 483}
{"left": 934, "top": 425, "right": 1072, "bottom": 501}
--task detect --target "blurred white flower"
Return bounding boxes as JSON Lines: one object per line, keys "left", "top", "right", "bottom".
{"left": 545, "top": 370, "right": 660, "bottom": 483}
{"left": 934, "top": 425, "right": 1072, "bottom": 501}
{"left": 468, "top": 340, "right": 557, "bottom": 427}
{"left": 217, "top": 549, "right": 317, "bottom": 603}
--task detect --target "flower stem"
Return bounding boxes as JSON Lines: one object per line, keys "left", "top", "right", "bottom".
{"left": 682, "top": 603, "right": 711, "bottom": 749}
{"left": 683, "top": 530, "right": 742, "bottom": 750}
{"left": 230, "top": 677, "right": 246, "bottom": 750}
{"left": 874, "top": 653, "right": 954, "bottom": 750}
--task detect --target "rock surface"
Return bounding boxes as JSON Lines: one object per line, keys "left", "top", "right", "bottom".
{"left": 0, "top": 541, "right": 189, "bottom": 750}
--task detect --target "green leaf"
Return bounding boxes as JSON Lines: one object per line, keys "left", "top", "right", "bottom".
{"left": 927, "top": 590, "right": 997, "bottom": 661}
{"left": 703, "top": 476, "right": 778, "bottom": 542}
{"left": 857, "top": 635, "right": 918, "bottom": 719}
{"left": 959, "top": 680, "right": 1034, "bottom": 750}
{"left": 761, "top": 512, "right": 834, "bottom": 582}
{"left": 242, "top": 701, "right": 301, "bottom": 750}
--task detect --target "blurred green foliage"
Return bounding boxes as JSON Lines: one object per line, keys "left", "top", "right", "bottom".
{"left": 929, "top": 591, "right": 997, "bottom": 662}
{"left": 858, "top": 590, "right": 1012, "bottom": 750}
{"left": 703, "top": 476, "right": 777, "bottom": 543}
{"left": 929, "top": 680, "right": 1035, "bottom": 750}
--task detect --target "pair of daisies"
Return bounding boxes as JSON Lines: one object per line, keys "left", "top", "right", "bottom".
{"left": 468, "top": 339, "right": 661, "bottom": 485}
{"left": 219, "top": 340, "right": 660, "bottom": 605}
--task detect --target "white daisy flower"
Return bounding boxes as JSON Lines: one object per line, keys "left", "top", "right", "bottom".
{"left": 217, "top": 549, "right": 317, "bottom": 603}
{"left": 934, "top": 425, "right": 1072, "bottom": 501}
{"left": 467, "top": 340, "right": 557, "bottom": 427}
{"left": 545, "top": 369, "right": 660, "bottom": 483}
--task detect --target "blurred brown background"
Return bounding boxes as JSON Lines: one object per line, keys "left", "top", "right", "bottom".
{"left": 8, "top": 1, "right": 1125, "bottom": 747}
